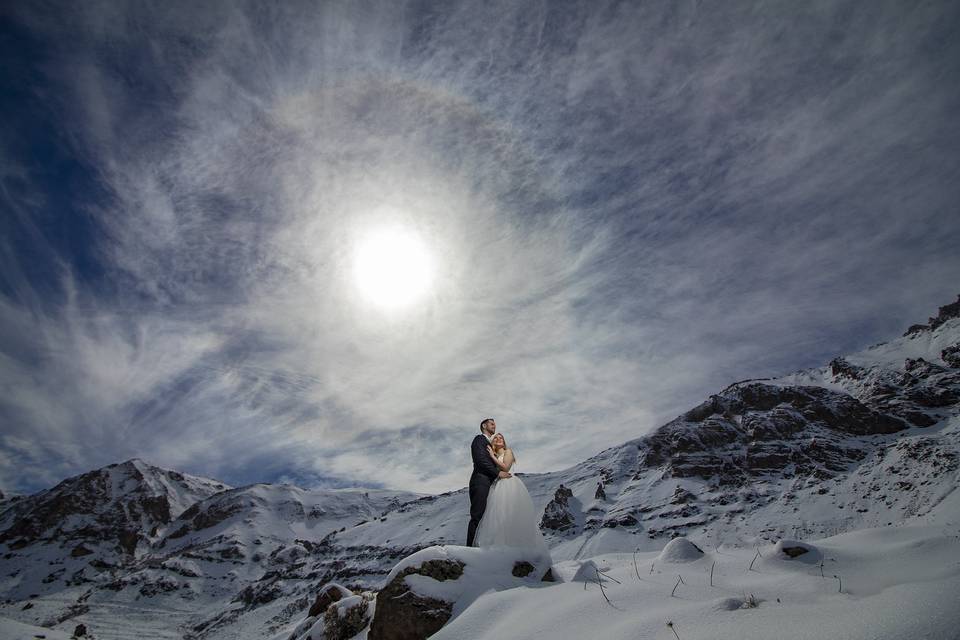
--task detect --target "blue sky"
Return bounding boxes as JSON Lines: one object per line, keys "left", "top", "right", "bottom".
{"left": 2, "top": 1, "right": 959, "bottom": 495}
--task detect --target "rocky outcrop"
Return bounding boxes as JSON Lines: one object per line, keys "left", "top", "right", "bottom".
{"left": 942, "top": 344, "right": 960, "bottom": 368}
{"left": 323, "top": 594, "right": 374, "bottom": 640}
{"left": 902, "top": 294, "right": 960, "bottom": 335}
{"left": 540, "top": 484, "right": 576, "bottom": 531}
{"left": 367, "top": 559, "right": 464, "bottom": 640}
{"left": 642, "top": 382, "right": 906, "bottom": 482}
{"left": 307, "top": 582, "right": 351, "bottom": 617}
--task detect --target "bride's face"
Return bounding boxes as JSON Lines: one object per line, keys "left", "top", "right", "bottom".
{"left": 491, "top": 434, "right": 505, "bottom": 449}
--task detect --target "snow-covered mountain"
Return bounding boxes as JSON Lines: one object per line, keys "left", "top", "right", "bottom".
{"left": 1, "top": 296, "right": 958, "bottom": 639}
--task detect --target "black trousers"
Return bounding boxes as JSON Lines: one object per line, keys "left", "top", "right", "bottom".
{"left": 466, "top": 474, "right": 493, "bottom": 547}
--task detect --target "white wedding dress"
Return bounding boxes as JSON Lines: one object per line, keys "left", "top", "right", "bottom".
{"left": 474, "top": 452, "right": 551, "bottom": 560}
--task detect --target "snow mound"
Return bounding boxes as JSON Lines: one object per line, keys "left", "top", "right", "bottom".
{"left": 570, "top": 559, "right": 604, "bottom": 582}
{"left": 657, "top": 537, "right": 705, "bottom": 563}
{"left": 772, "top": 539, "right": 822, "bottom": 564}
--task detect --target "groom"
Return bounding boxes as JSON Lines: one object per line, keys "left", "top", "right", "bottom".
{"left": 466, "top": 417, "right": 511, "bottom": 546}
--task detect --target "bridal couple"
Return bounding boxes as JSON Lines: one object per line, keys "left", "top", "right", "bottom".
{"left": 466, "top": 418, "right": 550, "bottom": 560}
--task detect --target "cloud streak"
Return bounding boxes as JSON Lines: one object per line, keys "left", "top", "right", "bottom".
{"left": 2, "top": 0, "right": 959, "bottom": 494}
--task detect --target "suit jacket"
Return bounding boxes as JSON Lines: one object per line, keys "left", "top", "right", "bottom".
{"left": 470, "top": 434, "right": 500, "bottom": 483}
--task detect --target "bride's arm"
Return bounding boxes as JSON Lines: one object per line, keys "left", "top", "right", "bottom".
{"left": 487, "top": 446, "right": 515, "bottom": 473}
{"left": 502, "top": 449, "right": 515, "bottom": 472}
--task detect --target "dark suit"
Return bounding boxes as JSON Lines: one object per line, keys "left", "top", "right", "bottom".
{"left": 466, "top": 433, "right": 500, "bottom": 546}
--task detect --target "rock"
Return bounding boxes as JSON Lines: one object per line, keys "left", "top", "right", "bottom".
{"left": 72, "top": 623, "right": 87, "bottom": 637}
{"left": 772, "top": 539, "right": 821, "bottom": 564}
{"left": 602, "top": 513, "right": 639, "bottom": 528}
{"left": 70, "top": 545, "right": 93, "bottom": 557}
{"left": 595, "top": 482, "right": 606, "bottom": 500}
{"left": 942, "top": 344, "right": 960, "bottom": 368}
{"left": 307, "top": 582, "right": 351, "bottom": 618}
{"left": 830, "top": 357, "right": 863, "bottom": 380}
{"left": 367, "top": 559, "right": 464, "bottom": 640}
{"left": 233, "top": 579, "right": 282, "bottom": 608}
{"left": 512, "top": 561, "right": 534, "bottom": 577}
{"left": 903, "top": 323, "right": 929, "bottom": 337}
{"left": 323, "top": 594, "right": 373, "bottom": 640}
{"left": 540, "top": 484, "right": 576, "bottom": 531}
{"left": 904, "top": 358, "right": 946, "bottom": 377}
{"left": 928, "top": 294, "right": 960, "bottom": 331}
{"left": 541, "top": 568, "right": 556, "bottom": 582}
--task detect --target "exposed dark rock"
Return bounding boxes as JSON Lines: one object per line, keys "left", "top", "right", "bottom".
{"left": 903, "top": 323, "right": 929, "bottom": 337}
{"left": 539, "top": 484, "right": 576, "bottom": 532}
{"left": 942, "top": 344, "right": 960, "bottom": 368}
{"left": 595, "top": 482, "right": 606, "bottom": 501}
{"left": 905, "top": 385, "right": 958, "bottom": 408}
{"left": 541, "top": 568, "right": 556, "bottom": 582}
{"left": 307, "top": 583, "right": 350, "bottom": 618}
{"left": 643, "top": 382, "right": 908, "bottom": 482}
{"left": 781, "top": 546, "right": 809, "bottom": 558}
{"left": 73, "top": 623, "right": 87, "bottom": 637}
{"left": 512, "top": 561, "right": 534, "bottom": 577}
{"left": 928, "top": 295, "right": 960, "bottom": 331}
{"left": 234, "top": 578, "right": 282, "bottom": 608}
{"left": 70, "top": 545, "right": 93, "bottom": 557}
{"left": 117, "top": 530, "right": 139, "bottom": 555}
{"left": 367, "top": 559, "right": 464, "bottom": 640}
{"left": 830, "top": 357, "right": 863, "bottom": 380}
{"left": 904, "top": 358, "right": 946, "bottom": 377}
{"left": 323, "top": 596, "right": 372, "bottom": 640}
{"left": 603, "top": 513, "right": 639, "bottom": 527}
{"left": 902, "top": 411, "right": 938, "bottom": 427}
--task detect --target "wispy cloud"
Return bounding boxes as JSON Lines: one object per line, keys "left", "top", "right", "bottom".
{"left": 2, "top": 1, "right": 959, "bottom": 495}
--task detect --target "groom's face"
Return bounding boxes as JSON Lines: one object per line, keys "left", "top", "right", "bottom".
{"left": 484, "top": 419, "right": 497, "bottom": 436}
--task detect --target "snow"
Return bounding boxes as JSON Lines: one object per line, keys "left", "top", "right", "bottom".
{"left": 432, "top": 524, "right": 960, "bottom": 640}
{"left": 0, "top": 615, "right": 74, "bottom": 639}
{"left": 657, "top": 537, "right": 706, "bottom": 563}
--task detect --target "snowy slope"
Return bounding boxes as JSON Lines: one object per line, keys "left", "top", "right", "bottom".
{"left": 431, "top": 523, "right": 960, "bottom": 640}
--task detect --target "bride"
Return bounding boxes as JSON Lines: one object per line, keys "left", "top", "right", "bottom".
{"left": 473, "top": 433, "right": 551, "bottom": 561}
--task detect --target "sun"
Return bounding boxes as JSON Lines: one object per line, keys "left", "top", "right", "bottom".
{"left": 352, "top": 225, "right": 434, "bottom": 310}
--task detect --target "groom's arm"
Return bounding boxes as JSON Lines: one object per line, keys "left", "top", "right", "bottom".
{"left": 471, "top": 436, "right": 500, "bottom": 481}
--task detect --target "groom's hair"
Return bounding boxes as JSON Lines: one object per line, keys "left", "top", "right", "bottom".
{"left": 480, "top": 418, "right": 494, "bottom": 433}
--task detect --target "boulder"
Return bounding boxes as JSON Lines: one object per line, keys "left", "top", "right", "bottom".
{"left": 308, "top": 582, "right": 352, "bottom": 618}
{"left": 512, "top": 561, "right": 534, "bottom": 577}
{"left": 367, "top": 545, "right": 554, "bottom": 640}
{"left": 324, "top": 594, "right": 373, "bottom": 640}
{"left": 367, "top": 559, "right": 463, "bottom": 640}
